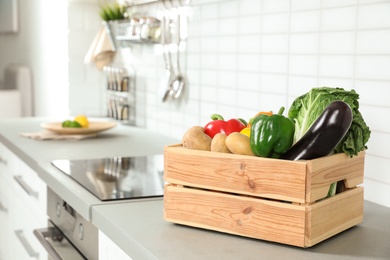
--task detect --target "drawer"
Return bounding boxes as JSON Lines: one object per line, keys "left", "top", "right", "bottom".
{"left": 0, "top": 142, "right": 18, "bottom": 178}
{"left": 12, "top": 159, "right": 47, "bottom": 216}
{"left": 0, "top": 178, "right": 12, "bottom": 260}
{"left": 10, "top": 191, "right": 48, "bottom": 260}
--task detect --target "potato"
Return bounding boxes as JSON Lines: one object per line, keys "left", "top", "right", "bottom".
{"left": 182, "top": 126, "right": 212, "bottom": 151}
{"left": 211, "top": 133, "right": 231, "bottom": 153}
{"left": 225, "top": 132, "right": 254, "bottom": 156}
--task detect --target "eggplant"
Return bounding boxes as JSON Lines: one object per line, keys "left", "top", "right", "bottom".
{"left": 280, "top": 100, "right": 353, "bottom": 161}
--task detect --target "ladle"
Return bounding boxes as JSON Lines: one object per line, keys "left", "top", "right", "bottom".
{"left": 161, "top": 3, "right": 175, "bottom": 102}
{"left": 170, "top": 11, "right": 185, "bottom": 100}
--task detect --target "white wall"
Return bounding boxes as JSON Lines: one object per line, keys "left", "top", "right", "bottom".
{"left": 0, "top": 0, "right": 389, "bottom": 208}
{"left": 109, "top": 0, "right": 390, "bottom": 207}
{"left": 0, "top": 0, "right": 69, "bottom": 116}
{"left": 67, "top": 0, "right": 106, "bottom": 116}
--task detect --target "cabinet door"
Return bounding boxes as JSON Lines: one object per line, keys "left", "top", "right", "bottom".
{"left": 99, "top": 230, "right": 133, "bottom": 260}
{"left": 0, "top": 142, "right": 17, "bottom": 178}
{"left": 0, "top": 176, "right": 12, "bottom": 260}
{"left": 13, "top": 159, "right": 47, "bottom": 217}
{"left": 9, "top": 189, "right": 48, "bottom": 260}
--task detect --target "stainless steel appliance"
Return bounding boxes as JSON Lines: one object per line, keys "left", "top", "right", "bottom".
{"left": 51, "top": 154, "right": 165, "bottom": 201}
{"left": 34, "top": 188, "right": 98, "bottom": 259}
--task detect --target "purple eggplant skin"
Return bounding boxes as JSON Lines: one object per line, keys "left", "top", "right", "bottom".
{"left": 280, "top": 100, "right": 353, "bottom": 161}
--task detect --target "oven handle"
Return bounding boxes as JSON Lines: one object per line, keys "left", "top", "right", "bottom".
{"left": 33, "top": 227, "right": 63, "bottom": 260}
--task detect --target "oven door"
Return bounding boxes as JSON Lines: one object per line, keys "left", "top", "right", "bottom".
{"left": 34, "top": 221, "right": 86, "bottom": 260}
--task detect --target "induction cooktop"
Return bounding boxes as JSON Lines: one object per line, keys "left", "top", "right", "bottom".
{"left": 51, "top": 155, "right": 165, "bottom": 201}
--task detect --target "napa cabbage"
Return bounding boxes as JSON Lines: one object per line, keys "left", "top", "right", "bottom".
{"left": 288, "top": 87, "right": 371, "bottom": 157}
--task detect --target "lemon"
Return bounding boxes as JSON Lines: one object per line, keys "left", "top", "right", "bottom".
{"left": 74, "top": 115, "right": 89, "bottom": 128}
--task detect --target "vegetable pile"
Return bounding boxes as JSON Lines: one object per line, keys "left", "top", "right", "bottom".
{"left": 181, "top": 87, "right": 370, "bottom": 199}
{"left": 181, "top": 87, "right": 371, "bottom": 160}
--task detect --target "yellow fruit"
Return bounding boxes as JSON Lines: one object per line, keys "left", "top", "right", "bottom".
{"left": 240, "top": 127, "right": 251, "bottom": 137}
{"left": 74, "top": 115, "right": 89, "bottom": 128}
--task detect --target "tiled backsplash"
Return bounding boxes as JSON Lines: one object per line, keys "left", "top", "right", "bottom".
{"left": 67, "top": 0, "right": 390, "bottom": 207}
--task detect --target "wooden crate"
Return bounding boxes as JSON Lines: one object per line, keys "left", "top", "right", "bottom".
{"left": 163, "top": 144, "right": 365, "bottom": 247}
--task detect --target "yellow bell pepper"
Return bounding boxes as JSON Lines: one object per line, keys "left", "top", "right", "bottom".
{"left": 240, "top": 127, "right": 251, "bottom": 137}
{"left": 240, "top": 111, "right": 273, "bottom": 137}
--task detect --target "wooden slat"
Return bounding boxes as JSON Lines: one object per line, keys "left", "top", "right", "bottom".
{"left": 306, "top": 152, "right": 365, "bottom": 202}
{"left": 164, "top": 145, "right": 308, "bottom": 203}
{"left": 165, "top": 145, "right": 365, "bottom": 204}
{"left": 164, "top": 184, "right": 306, "bottom": 247}
{"left": 304, "top": 187, "right": 364, "bottom": 247}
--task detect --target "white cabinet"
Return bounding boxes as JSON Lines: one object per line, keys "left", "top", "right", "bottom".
{"left": 99, "top": 230, "right": 133, "bottom": 260}
{"left": 0, "top": 143, "right": 48, "bottom": 260}
{"left": 9, "top": 190, "right": 47, "bottom": 260}
{"left": 0, "top": 176, "right": 12, "bottom": 260}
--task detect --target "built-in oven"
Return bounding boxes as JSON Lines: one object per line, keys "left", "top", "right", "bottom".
{"left": 34, "top": 188, "right": 98, "bottom": 260}
{"left": 34, "top": 154, "right": 165, "bottom": 259}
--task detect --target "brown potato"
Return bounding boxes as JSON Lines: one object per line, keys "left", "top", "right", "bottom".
{"left": 225, "top": 132, "right": 254, "bottom": 156}
{"left": 211, "top": 133, "right": 231, "bottom": 153}
{"left": 182, "top": 126, "right": 212, "bottom": 151}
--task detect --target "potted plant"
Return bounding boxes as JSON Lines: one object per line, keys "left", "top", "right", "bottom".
{"left": 99, "top": 2, "right": 129, "bottom": 49}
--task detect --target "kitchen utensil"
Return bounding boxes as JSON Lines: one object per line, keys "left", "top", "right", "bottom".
{"left": 161, "top": 10, "right": 175, "bottom": 102}
{"left": 169, "top": 11, "right": 185, "bottom": 100}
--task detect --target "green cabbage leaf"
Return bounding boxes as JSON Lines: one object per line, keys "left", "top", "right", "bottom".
{"left": 288, "top": 87, "right": 371, "bottom": 157}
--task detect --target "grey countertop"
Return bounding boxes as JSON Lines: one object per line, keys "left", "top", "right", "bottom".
{"left": 1, "top": 117, "right": 389, "bottom": 259}
{"left": 93, "top": 199, "right": 390, "bottom": 260}
{"left": 0, "top": 117, "right": 178, "bottom": 220}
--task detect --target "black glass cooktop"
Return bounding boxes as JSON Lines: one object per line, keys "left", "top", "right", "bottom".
{"left": 51, "top": 155, "right": 164, "bottom": 201}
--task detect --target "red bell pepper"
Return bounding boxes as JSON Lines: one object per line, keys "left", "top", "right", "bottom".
{"left": 204, "top": 114, "right": 246, "bottom": 138}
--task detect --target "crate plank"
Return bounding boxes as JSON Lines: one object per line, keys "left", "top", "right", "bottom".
{"left": 164, "top": 145, "right": 365, "bottom": 203}
{"left": 165, "top": 145, "right": 308, "bottom": 203}
{"left": 306, "top": 152, "right": 365, "bottom": 202}
{"left": 305, "top": 187, "right": 364, "bottom": 247}
{"left": 164, "top": 184, "right": 307, "bottom": 247}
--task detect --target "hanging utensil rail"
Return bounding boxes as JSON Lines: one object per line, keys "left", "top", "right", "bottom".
{"left": 124, "top": 0, "right": 191, "bottom": 7}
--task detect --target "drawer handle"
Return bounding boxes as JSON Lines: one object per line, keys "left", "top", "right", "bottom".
{"left": 15, "top": 229, "right": 39, "bottom": 258}
{"left": 14, "top": 175, "right": 39, "bottom": 198}
{"left": 0, "top": 201, "right": 8, "bottom": 212}
{"left": 0, "top": 156, "right": 7, "bottom": 165}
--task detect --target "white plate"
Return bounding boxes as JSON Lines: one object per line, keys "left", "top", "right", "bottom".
{"left": 41, "top": 121, "right": 117, "bottom": 135}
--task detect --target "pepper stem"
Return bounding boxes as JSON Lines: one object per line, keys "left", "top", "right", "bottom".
{"left": 238, "top": 118, "right": 248, "bottom": 126}
{"left": 210, "top": 114, "right": 224, "bottom": 121}
{"left": 277, "top": 106, "right": 285, "bottom": 115}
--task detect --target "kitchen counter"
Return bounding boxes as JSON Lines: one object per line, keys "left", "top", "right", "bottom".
{"left": 1, "top": 117, "right": 389, "bottom": 259}
{"left": 93, "top": 200, "right": 390, "bottom": 260}
{"left": 0, "top": 117, "right": 178, "bottom": 220}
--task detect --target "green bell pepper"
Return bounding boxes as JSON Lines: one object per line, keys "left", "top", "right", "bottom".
{"left": 250, "top": 107, "right": 295, "bottom": 158}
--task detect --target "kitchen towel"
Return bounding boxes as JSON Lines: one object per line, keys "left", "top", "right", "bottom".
{"left": 20, "top": 131, "right": 97, "bottom": 141}
{"left": 84, "top": 24, "right": 116, "bottom": 70}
